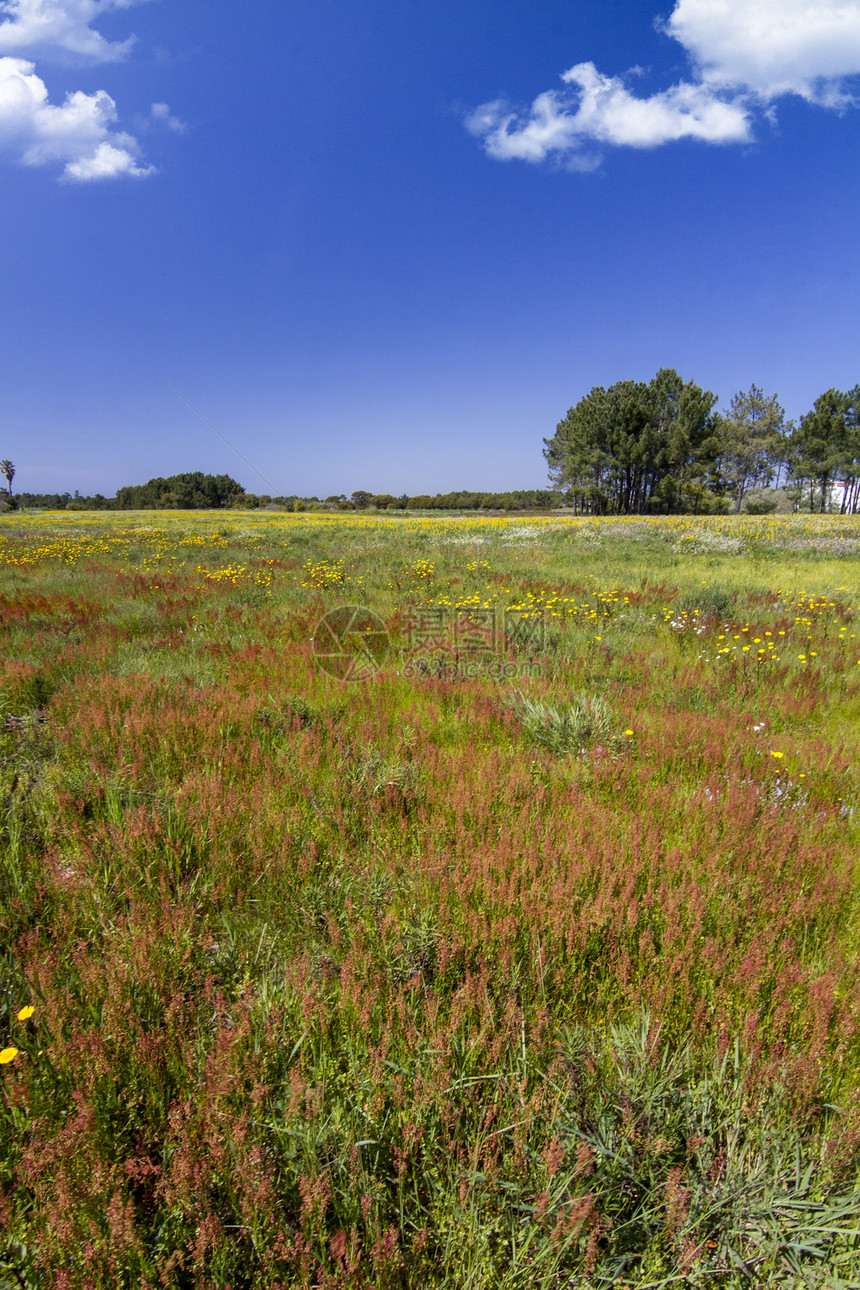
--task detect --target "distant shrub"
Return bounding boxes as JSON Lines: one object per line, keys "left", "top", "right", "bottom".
{"left": 744, "top": 489, "right": 779, "bottom": 515}
{"left": 703, "top": 494, "right": 732, "bottom": 514}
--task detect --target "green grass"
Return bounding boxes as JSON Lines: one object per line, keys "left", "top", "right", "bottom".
{"left": 0, "top": 510, "right": 859, "bottom": 1288}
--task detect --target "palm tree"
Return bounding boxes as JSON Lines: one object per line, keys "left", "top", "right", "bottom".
{"left": 0, "top": 460, "right": 14, "bottom": 496}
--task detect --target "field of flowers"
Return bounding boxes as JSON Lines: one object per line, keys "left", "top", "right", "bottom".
{"left": 1, "top": 510, "right": 859, "bottom": 1288}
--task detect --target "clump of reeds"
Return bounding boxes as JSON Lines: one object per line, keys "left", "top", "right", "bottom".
{"left": 507, "top": 690, "right": 620, "bottom": 755}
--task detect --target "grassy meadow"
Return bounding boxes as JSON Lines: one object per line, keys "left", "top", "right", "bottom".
{"left": 1, "top": 509, "right": 860, "bottom": 1288}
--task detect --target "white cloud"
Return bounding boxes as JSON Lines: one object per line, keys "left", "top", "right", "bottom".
{"left": 0, "top": 55, "right": 152, "bottom": 178}
{"left": 667, "top": 0, "right": 860, "bottom": 104}
{"left": 149, "top": 99, "right": 185, "bottom": 132}
{"left": 0, "top": 0, "right": 146, "bottom": 64}
{"left": 467, "top": 0, "right": 860, "bottom": 167}
{"left": 467, "top": 63, "right": 750, "bottom": 164}
{"left": 0, "top": 0, "right": 160, "bottom": 180}
{"left": 64, "top": 136, "right": 149, "bottom": 178}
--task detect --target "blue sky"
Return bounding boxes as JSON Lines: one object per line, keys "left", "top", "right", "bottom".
{"left": 1, "top": 0, "right": 859, "bottom": 498}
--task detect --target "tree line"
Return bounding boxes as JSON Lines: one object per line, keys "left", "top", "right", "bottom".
{"left": 5, "top": 377, "right": 860, "bottom": 516}
{"left": 544, "top": 370, "right": 860, "bottom": 514}
{"left": 6, "top": 472, "right": 560, "bottom": 513}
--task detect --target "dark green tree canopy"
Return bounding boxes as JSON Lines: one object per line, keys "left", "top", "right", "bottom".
{"left": 115, "top": 472, "right": 244, "bottom": 510}
{"left": 789, "top": 389, "right": 851, "bottom": 512}
{"left": 716, "top": 385, "right": 789, "bottom": 512}
{"left": 544, "top": 369, "right": 718, "bottom": 514}
{"left": 546, "top": 372, "right": 860, "bottom": 514}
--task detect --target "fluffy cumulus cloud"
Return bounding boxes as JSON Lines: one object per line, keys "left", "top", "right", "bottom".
{"left": 467, "top": 0, "right": 860, "bottom": 167}
{"left": 0, "top": 0, "right": 158, "bottom": 180}
{"left": 666, "top": 0, "right": 860, "bottom": 104}
{"left": 0, "top": 55, "right": 151, "bottom": 178}
{"left": 0, "top": 0, "right": 144, "bottom": 64}
{"left": 467, "top": 66, "right": 751, "bottom": 164}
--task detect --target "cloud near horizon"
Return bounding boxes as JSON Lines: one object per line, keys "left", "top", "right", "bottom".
{"left": 0, "top": 0, "right": 162, "bottom": 180}
{"left": 466, "top": 0, "right": 860, "bottom": 167}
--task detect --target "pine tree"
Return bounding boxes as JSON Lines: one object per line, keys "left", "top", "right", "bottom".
{"left": 717, "top": 386, "right": 787, "bottom": 512}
